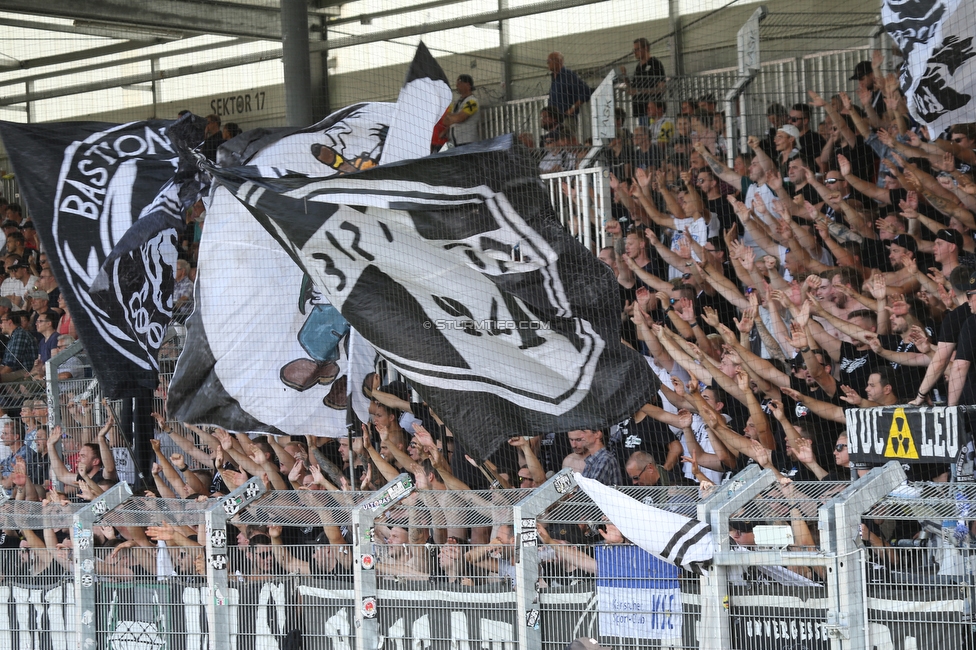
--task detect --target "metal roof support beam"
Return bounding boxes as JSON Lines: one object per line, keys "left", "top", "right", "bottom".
{"left": 0, "top": 0, "right": 290, "bottom": 40}
{"left": 317, "top": 0, "right": 611, "bottom": 51}
{"left": 0, "top": 37, "right": 251, "bottom": 89}
{"left": 0, "top": 47, "right": 283, "bottom": 105}
{"left": 282, "top": 0, "right": 313, "bottom": 127}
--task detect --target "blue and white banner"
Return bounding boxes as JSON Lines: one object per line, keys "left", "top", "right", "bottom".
{"left": 595, "top": 545, "right": 682, "bottom": 641}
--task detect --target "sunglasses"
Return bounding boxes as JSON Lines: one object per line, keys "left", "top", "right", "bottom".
{"left": 788, "top": 116, "right": 802, "bottom": 123}
{"left": 824, "top": 178, "right": 840, "bottom": 185}
{"left": 835, "top": 444, "right": 847, "bottom": 452}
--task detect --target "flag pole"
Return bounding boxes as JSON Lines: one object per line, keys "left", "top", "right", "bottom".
{"left": 131, "top": 390, "right": 155, "bottom": 493}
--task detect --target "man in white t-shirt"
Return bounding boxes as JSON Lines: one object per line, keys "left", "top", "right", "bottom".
{"left": 0, "top": 257, "right": 36, "bottom": 309}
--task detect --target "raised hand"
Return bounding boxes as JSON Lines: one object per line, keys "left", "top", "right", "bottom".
{"left": 793, "top": 438, "right": 816, "bottom": 465}
{"left": 836, "top": 154, "right": 852, "bottom": 177}
{"left": 735, "top": 369, "right": 751, "bottom": 393}
{"left": 702, "top": 305, "right": 721, "bottom": 328}
{"left": 739, "top": 245, "right": 756, "bottom": 272}
{"left": 787, "top": 322, "right": 808, "bottom": 351}
{"left": 838, "top": 385, "right": 863, "bottom": 406}
{"left": 859, "top": 326, "right": 880, "bottom": 348}
{"left": 868, "top": 273, "right": 887, "bottom": 300}
{"left": 807, "top": 89, "right": 826, "bottom": 107}
{"left": 734, "top": 307, "right": 755, "bottom": 334}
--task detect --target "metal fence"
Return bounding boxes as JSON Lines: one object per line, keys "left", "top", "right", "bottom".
{"left": 4, "top": 463, "right": 976, "bottom": 649}
{"left": 481, "top": 44, "right": 873, "bottom": 150}
{"left": 540, "top": 166, "right": 609, "bottom": 253}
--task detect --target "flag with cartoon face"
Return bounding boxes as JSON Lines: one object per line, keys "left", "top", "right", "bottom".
{"left": 884, "top": 0, "right": 976, "bottom": 133}
{"left": 203, "top": 133, "right": 658, "bottom": 459}
{"left": 167, "top": 44, "right": 452, "bottom": 437}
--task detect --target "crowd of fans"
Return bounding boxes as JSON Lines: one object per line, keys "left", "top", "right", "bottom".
{"left": 2, "top": 41, "right": 975, "bottom": 594}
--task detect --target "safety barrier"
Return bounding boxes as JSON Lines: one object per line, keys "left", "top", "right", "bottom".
{"left": 480, "top": 45, "right": 873, "bottom": 150}
{"left": 4, "top": 463, "right": 976, "bottom": 649}
{"left": 540, "top": 166, "right": 609, "bottom": 253}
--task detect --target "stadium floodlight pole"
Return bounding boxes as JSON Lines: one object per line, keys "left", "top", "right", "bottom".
{"left": 281, "top": 0, "right": 314, "bottom": 128}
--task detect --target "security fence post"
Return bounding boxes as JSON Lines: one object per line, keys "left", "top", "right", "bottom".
{"left": 696, "top": 465, "right": 773, "bottom": 650}
{"left": 45, "top": 339, "right": 84, "bottom": 430}
{"left": 351, "top": 473, "right": 415, "bottom": 650}
{"left": 73, "top": 481, "right": 132, "bottom": 650}
{"left": 204, "top": 477, "right": 266, "bottom": 650}
{"left": 822, "top": 461, "right": 906, "bottom": 650}
{"left": 513, "top": 468, "right": 577, "bottom": 650}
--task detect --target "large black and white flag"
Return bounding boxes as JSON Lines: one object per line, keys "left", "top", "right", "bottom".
{"left": 168, "top": 44, "right": 451, "bottom": 437}
{"left": 883, "top": 0, "right": 976, "bottom": 134}
{"left": 201, "top": 133, "right": 657, "bottom": 460}
{"left": 0, "top": 119, "right": 200, "bottom": 397}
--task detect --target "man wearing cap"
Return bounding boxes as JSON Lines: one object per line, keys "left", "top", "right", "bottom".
{"left": 27, "top": 289, "right": 50, "bottom": 330}
{"left": 443, "top": 75, "right": 481, "bottom": 147}
{"left": 881, "top": 233, "right": 922, "bottom": 295}
{"left": 772, "top": 124, "right": 801, "bottom": 173}
{"left": 0, "top": 256, "right": 36, "bottom": 309}
{"left": 928, "top": 228, "right": 965, "bottom": 280}
{"left": 760, "top": 103, "right": 788, "bottom": 156}
{"left": 947, "top": 267, "right": 976, "bottom": 407}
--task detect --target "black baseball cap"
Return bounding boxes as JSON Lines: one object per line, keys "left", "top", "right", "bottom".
{"left": 887, "top": 233, "right": 917, "bottom": 254}
{"left": 850, "top": 61, "right": 873, "bottom": 81}
{"left": 937, "top": 228, "right": 964, "bottom": 249}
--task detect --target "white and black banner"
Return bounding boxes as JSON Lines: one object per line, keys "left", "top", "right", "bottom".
{"left": 168, "top": 44, "right": 452, "bottom": 438}
{"left": 575, "top": 474, "right": 713, "bottom": 573}
{"left": 0, "top": 117, "right": 208, "bottom": 398}
{"left": 197, "top": 132, "right": 657, "bottom": 459}
{"left": 883, "top": 0, "right": 976, "bottom": 134}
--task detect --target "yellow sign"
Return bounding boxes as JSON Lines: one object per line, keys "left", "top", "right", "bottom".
{"left": 884, "top": 407, "right": 919, "bottom": 459}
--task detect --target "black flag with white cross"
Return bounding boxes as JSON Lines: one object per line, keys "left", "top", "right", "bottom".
{"left": 210, "top": 134, "right": 658, "bottom": 460}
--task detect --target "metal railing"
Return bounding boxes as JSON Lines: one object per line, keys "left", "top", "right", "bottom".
{"left": 540, "top": 166, "right": 609, "bottom": 253}
{"left": 4, "top": 463, "right": 976, "bottom": 649}
{"left": 480, "top": 44, "right": 874, "bottom": 152}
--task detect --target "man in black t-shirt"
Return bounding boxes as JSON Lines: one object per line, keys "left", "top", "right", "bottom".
{"left": 807, "top": 306, "right": 889, "bottom": 395}
{"left": 621, "top": 38, "right": 666, "bottom": 122}
{"left": 948, "top": 273, "right": 976, "bottom": 406}
{"left": 913, "top": 265, "right": 975, "bottom": 404}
